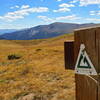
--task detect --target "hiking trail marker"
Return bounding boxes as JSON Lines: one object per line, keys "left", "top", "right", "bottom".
{"left": 75, "top": 44, "right": 97, "bottom": 75}
{"left": 74, "top": 27, "right": 100, "bottom": 100}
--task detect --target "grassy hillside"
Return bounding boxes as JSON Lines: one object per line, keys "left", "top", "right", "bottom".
{"left": 0, "top": 33, "right": 75, "bottom": 100}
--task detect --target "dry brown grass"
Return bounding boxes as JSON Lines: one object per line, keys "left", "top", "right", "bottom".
{"left": 0, "top": 33, "right": 75, "bottom": 100}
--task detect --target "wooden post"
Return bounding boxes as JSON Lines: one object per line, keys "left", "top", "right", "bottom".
{"left": 74, "top": 27, "right": 100, "bottom": 100}
{"left": 75, "top": 74, "right": 98, "bottom": 100}
{"left": 64, "top": 41, "right": 74, "bottom": 70}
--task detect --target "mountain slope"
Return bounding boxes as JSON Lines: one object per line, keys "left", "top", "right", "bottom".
{"left": 0, "top": 22, "right": 99, "bottom": 40}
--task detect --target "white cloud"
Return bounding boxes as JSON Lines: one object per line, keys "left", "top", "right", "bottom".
{"left": 89, "top": 10, "right": 100, "bottom": 16}
{"left": 38, "top": 15, "right": 80, "bottom": 22}
{"left": 10, "top": 5, "right": 30, "bottom": 9}
{"left": 15, "top": 5, "right": 20, "bottom": 8}
{"left": 90, "top": 11, "right": 95, "bottom": 13}
{"left": 90, "top": 11, "right": 96, "bottom": 15}
{"left": 90, "top": 13, "right": 95, "bottom": 16}
{"left": 86, "top": 18, "right": 100, "bottom": 22}
{"left": 70, "top": 0, "right": 100, "bottom": 6}
{"left": 56, "top": 0, "right": 62, "bottom": 2}
{"left": 97, "top": 11, "right": 100, "bottom": 15}
{"left": 21, "top": 5, "right": 30, "bottom": 9}
{"left": 56, "top": 15, "right": 80, "bottom": 20}
{"left": 79, "top": 0, "right": 100, "bottom": 6}
{"left": 38, "top": 16, "right": 54, "bottom": 22}
{"left": 69, "top": 0, "right": 78, "bottom": 3}
{"left": 39, "top": 14, "right": 100, "bottom": 23}
{"left": 0, "top": 7, "right": 49, "bottom": 22}
{"left": 10, "top": 5, "right": 20, "bottom": 9}
{"left": 59, "top": 3, "right": 75, "bottom": 7}
{"left": 53, "top": 3, "right": 75, "bottom": 13}
{"left": 53, "top": 7, "right": 70, "bottom": 12}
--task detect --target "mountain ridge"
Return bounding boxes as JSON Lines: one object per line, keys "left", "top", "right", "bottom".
{"left": 0, "top": 22, "right": 99, "bottom": 40}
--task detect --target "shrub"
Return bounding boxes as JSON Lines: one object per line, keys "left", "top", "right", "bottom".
{"left": 8, "top": 54, "right": 21, "bottom": 60}
{"left": 36, "top": 48, "right": 42, "bottom": 51}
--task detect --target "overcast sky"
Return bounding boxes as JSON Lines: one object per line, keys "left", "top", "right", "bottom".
{"left": 0, "top": 0, "right": 100, "bottom": 29}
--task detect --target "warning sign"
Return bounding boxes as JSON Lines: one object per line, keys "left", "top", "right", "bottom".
{"left": 75, "top": 44, "right": 97, "bottom": 75}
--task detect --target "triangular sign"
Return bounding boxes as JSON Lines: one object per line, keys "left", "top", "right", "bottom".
{"left": 75, "top": 44, "right": 97, "bottom": 75}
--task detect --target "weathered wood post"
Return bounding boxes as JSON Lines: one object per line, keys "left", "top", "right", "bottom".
{"left": 74, "top": 27, "right": 100, "bottom": 100}
{"left": 64, "top": 41, "right": 74, "bottom": 69}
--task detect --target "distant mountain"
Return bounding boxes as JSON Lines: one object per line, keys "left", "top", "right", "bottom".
{"left": 0, "top": 29, "right": 17, "bottom": 35}
{"left": 0, "top": 22, "right": 99, "bottom": 40}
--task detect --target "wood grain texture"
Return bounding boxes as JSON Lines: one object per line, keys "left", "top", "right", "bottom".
{"left": 98, "top": 82, "right": 100, "bottom": 100}
{"left": 75, "top": 74, "right": 98, "bottom": 100}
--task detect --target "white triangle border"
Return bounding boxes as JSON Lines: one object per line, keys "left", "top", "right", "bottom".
{"left": 75, "top": 44, "right": 97, "bottom": 75}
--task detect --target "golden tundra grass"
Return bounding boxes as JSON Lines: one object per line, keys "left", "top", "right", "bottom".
{"left": 0, "top": 34, "right": 75, "bottom": 100}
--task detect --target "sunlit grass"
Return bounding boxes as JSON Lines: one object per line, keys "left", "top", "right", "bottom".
{"left": 0, "top": 33, "right": 75, "bottom": 100}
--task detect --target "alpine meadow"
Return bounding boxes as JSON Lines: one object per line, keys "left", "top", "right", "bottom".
{"left": 0, "top": 34, "right": 75, "bottom": 100}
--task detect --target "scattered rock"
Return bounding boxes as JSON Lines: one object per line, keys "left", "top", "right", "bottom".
{"left": 17, "top": 93, "right": 51, "bottom": 100}
{"left": 18, "top": 93, "right": 35, "bottom": 100}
